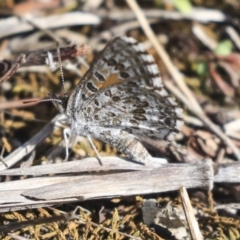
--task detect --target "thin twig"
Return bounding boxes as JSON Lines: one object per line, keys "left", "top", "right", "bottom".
{"left": 179, "top": 187, "right": 203, "bottom": 240}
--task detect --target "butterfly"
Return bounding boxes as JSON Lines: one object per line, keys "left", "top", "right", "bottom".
{"left": 52, "top": 36, "right": 183, "bottom": 165}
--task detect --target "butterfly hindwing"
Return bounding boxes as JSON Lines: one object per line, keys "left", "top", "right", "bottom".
{"left": 83, "top": 81, "right": 182, "bottom": 141}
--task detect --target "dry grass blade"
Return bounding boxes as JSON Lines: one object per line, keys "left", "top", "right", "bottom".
{"left": 0, "top": 12, "right": 100, "bottom": 39}
{"left": 179, "top": 187, "right": 203, "bottom": 240}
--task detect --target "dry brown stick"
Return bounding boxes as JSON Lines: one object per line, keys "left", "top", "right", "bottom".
{"left": 126, "top": 0, "right": 240, "bottom": 161}
{"left": 179, "top": 186, "right": 203, "bottom": 240}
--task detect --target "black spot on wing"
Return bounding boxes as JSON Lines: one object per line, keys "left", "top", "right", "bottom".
{"left": 87, "top": 82, "right": 98, "bottom": 93}
{"left": 120, "top": 72, "right": 130, "bottom": 79}
{"left": 95, "top": 71, "right": 105, "bottom": 82}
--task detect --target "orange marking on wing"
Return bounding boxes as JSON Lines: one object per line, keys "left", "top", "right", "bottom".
{"left": 103, "top": 73, "right": 122, "bottom": 88}
{"left": 95, "top": 73, "right": 122, "bottom": 90}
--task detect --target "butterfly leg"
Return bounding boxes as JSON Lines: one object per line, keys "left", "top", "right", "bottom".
{"left": 87, "top": 135, "right": 103, "bottom": 166}
{"left": 93, "top": 128, "right": 152, "bottom": 165}
{"left": 63, "top": 128, "right": 71, "bottom": 161}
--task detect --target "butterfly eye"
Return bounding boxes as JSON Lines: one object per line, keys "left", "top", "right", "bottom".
{"left": 47, "top": 92, "right": 68, "bottom": 114}
{"left": 52, "top": 96, "right": 69, "bottom": 114}
{"left": 52, "top": 101, "right": 65, "bottom": 113}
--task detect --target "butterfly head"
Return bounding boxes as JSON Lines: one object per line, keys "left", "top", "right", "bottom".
{"left": 49, "top": 92, "right": 69, "bottom": 115}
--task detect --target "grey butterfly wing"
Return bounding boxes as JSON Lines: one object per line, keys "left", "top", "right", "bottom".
{"left": 66, "top": 36, "right": 169, "bottom": 117}
{"left": 84, "top": 81, "right": 183, "bottom": 141}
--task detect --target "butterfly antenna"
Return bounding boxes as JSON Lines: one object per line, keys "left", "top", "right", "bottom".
{"left": 23, "top": 97, "right": 63, "bottom": 105}
{"left": 56, "top": 40, "right": 67, "bottom": 96}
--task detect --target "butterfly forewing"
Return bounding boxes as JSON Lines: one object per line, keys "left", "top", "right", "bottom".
{"left": 66, "top": 37, "right": 169, "bottom": 116}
